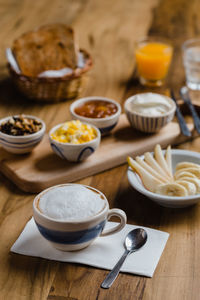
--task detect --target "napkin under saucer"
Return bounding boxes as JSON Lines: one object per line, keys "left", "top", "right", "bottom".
{"left": 11, "top": 218, "right": 169, "bottom": 277}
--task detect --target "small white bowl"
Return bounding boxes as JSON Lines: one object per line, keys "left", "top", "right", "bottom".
{"left": 49, "top": 122, "right": 101, "bottom": 162}
{"left": 0, "top": 115, "right": 45, "bottom": 154}
{"left": 124, "top": 93, "right": 176, "bottom": 133}
{"left": 127, "top": 149, "right": 200, "bottom": 208}
{"left": 70, "top": 96, "right": 121, "bottom": 135}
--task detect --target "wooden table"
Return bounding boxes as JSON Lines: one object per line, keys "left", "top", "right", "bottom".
{"left": 1, "top": 0, "right": 200, "bottom": 299}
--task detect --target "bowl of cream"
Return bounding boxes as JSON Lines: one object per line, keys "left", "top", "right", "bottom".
{"left": 124, "top": 92, "right": 176, "bottom": 133}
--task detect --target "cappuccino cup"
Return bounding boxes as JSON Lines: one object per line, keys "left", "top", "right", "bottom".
{"left": 33, "top": 184, "right": 127, "bottom": 251}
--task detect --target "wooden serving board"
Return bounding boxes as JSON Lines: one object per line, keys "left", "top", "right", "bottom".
{"left": 0, "top": 114, "right": 194, "bottom": 193}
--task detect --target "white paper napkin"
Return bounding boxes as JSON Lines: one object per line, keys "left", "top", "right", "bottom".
{"left": 11, "top": 218, "right": 169, "bottom": 277}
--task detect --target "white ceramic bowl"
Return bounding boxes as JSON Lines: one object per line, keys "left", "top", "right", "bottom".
{"left": 0, "top": 115, "right": 46, "bottom": 154}
{"left": 49, "top": 122, "right": 101, "bottom": 162}
{"left": 124, "top": 93, "right": 176, "bottom": 133}
{"left": 127, "top": 149, "right": 200, "bottom": 208}
{"left": 70, "top": 96, "right": 121, "bottom": 135}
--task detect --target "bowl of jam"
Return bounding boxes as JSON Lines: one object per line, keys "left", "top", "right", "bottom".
{"left": 70, "top": 96, "right": 121, "bottom": 135}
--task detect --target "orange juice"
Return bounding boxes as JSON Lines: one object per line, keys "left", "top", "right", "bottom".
{"left": 135, "top": 41, "right": 173, "bottom": 86}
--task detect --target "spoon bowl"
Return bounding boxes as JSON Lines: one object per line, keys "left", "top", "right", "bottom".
{"left": 101, "top": 228, "right": 148, "bottom": 289}
{"left": 125, "top": 228, "right": 147, "bottom": 251}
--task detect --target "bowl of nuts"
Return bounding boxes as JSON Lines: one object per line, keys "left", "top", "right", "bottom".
{"left": 0, "top": 114, "right": 45, "bottom": 154}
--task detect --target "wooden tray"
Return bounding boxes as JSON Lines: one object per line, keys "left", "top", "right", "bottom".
{"left": 0, "top": 114, "right": 194, "bottom": 193}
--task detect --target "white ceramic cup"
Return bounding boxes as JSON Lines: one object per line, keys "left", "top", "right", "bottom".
{"left": 33, "top": 184, "right": 127, "bottom": 251}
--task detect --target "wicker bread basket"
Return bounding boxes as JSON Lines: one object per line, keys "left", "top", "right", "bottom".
{"left": 8, "top": 49, "right": 93, "bottom": 102}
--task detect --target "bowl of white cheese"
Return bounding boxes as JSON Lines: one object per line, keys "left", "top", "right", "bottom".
{"left": 124, "top": 92, "right": 176, "bottom": 133}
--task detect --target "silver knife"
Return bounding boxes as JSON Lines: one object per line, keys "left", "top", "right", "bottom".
{"left": 180, "top": 86, "right": 200, "bottom": 134}
{"left": 170, "top": 89, "right": 191, "bottom": 137}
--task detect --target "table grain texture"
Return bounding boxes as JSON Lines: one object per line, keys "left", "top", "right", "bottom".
{"left": 0, "top": 0, "right": 200, "bottom": 299}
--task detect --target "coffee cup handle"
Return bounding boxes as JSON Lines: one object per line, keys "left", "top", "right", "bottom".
{"left": 100, "top": 208, "right": 127, "bottom": 237}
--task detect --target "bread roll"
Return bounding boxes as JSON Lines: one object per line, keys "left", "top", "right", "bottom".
{"left": 12, "top": 24, "right": 78, "bottom": 77}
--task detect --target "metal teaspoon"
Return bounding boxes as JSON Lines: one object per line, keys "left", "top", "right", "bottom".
{"left": 101, "top": 228, "right": 148, "bottom": 289}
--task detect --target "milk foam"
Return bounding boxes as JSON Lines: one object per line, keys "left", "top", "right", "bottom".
{"left": 38, "top": 185, "right": 105, "bottom": 221}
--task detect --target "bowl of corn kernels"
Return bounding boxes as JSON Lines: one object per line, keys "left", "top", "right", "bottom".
{"left": 49, "top": 119, "right": 101, "bottom": 162}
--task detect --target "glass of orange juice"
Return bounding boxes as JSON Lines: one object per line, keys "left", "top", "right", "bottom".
{"left": 135, "top": 37, "right": 173, "bottom": 86}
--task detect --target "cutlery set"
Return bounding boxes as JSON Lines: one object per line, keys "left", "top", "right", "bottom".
{"left": 171, "top": 87, "right": 200, "bottom": 137}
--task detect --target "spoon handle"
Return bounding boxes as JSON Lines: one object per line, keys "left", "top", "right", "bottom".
{"left": 101, "top": 249, "right": 130, "bottom": 289}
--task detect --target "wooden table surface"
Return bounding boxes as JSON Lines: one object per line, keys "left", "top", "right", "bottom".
{"left": 1, "top": 0, "right": 200, "bottom": 299}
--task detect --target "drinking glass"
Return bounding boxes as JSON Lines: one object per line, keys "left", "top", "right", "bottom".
{"left": 135, "top": 37, "right": 173, "bottom": 86}
{"left": 182, "top": 38, "right": 200, "bottom": 90}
